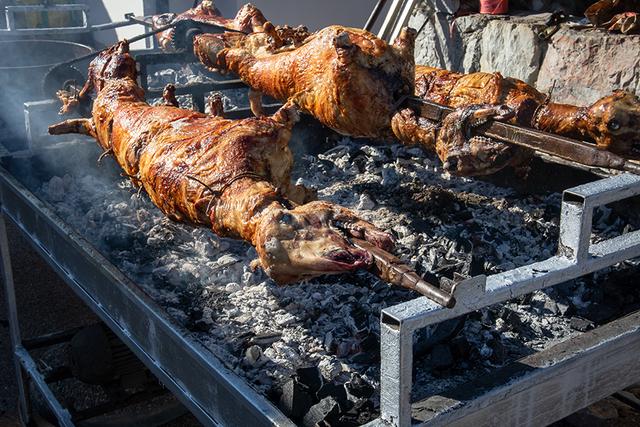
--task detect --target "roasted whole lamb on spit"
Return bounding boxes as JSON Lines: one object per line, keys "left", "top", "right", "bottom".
{"left": 47, "top": 40, "right": 402, "bottom": 285}
{"left": 47, "top": 40, "right": 456, "bottom": 304}
{"left": 415, "top": 65, "right": 640, "bottom": 159}
{"left": 193, "top": 25, "right": 526, "bottom": 176}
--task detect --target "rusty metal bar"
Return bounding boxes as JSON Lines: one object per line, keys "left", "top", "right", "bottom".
{"left": 352, "top": 238, "right": 455, "bottom": 308}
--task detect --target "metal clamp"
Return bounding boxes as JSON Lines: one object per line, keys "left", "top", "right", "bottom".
{"left": 377, "top": 173, "right": 640, "bottom": 427}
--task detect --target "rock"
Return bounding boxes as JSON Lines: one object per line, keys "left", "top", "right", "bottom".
{"left": 318, "top": 358, "right": 342, "bottom": 380}
{"left": 570, "top": 316, "right": 595, "bottom": 332}
{"left": 411, "top": 10, "right": 458, "bottom": 69}
{"left": 279, "top": 379, "right": 313, "bottom": 420}
{"left": 275, "top": 312, "right": 297, "bottom": 326}
{"left": 381, "top": 166, "right": 399, "bottom": 186}
{"left": 479, "top": 18, "right": 543, "bottom": 84}
{"left": 356, "top": 193, "right": 376, "bottom": 210}
{"left": 302, "top": 396, "right": 341, "bottom": 427}
{"left": 432, "top": 0, "right": 460, "bottom": 14}
{"left": 248, "top": 332, "right": 281, "bottom": 347}
{"left": 410, "top": 11, "right": 640, "bottom": 106}
{"left": 225, "top": 282, "right": 241, "bottom": 293}
{"left": 345, "top": 375, "right": 374, "bottom": 400}
{"left": 430, "top": 344, "right": 454, "bottom": 369}
{"left": 543, "top": 300, "right": 559, "bottom": 315}
{"left": 556, "top": 301, "right": 573, "bottom": 316}
{"left": 244, "top": 345, "right": 264, "bottom": 367}
{"left": 316, "top": 382, "right": 349, "bottom": 407}
{"left": 537, "top": 28, "right": 640, "bottom": 104}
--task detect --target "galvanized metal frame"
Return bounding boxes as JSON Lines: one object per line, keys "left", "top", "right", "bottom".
{"left": 0, "top": 168, "right": 295, "bottom": 427}
{"left": 374, "top": 173, "right": 640, "bottom": 427}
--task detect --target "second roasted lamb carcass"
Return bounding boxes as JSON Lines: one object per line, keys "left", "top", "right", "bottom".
{"left": 195, "top": 25, "right": 417, "bottom": 140}
{"left": 195, "top": 25, "right": 526, "bottom": 176}
{"left": 415, "top": 65, "right": 640, "bottom": 158}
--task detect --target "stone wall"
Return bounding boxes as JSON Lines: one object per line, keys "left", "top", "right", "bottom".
{"left": 408, "top": 3, "right": 640, "bottom": 105}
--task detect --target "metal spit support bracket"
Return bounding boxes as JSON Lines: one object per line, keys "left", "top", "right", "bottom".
{"left": 377, "top": 173, "right": 640, "bottom": 427}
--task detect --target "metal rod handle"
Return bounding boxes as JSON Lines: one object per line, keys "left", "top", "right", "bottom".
{"left": 364, "top": 0, "right": 390, "bottom": 31}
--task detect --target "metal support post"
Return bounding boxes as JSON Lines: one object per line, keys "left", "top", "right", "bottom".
{"left": 0, "top": 212, "right": 30, "bottom": 424}
{"left": 380, "top": 318, "right": 413, "bottom": 427}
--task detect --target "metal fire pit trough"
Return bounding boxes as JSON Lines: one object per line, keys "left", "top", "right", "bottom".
{"left": 2, "top": 152, "right": 640, "bottom": 426}
{"left": 3, "top": 20, "right": 640, "bottom": 426}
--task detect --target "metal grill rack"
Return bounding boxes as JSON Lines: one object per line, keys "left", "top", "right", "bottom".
{"left": 372, "top": 173, "right": 640, "bottom": 427}
{"left": 3, "top": 155, "right": 640, "bottom": 426}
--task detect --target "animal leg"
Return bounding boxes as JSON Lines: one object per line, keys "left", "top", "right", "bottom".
{"left": 162, "top": 84, "right": 179, "bottom": 107}
{"left": 48, "top": 118, "right": 97, "bottom": 139}
{"left": 207, "top": 92, "right": 225, "bottom": 117}
{"left": 249, "top": 88, "right": 265, "bottom": 117}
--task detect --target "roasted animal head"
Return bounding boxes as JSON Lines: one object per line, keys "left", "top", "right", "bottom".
{"left": 254, "top": 201, "right": 395, "bottom": 284}
{"left": 436, "top": 104, "right": 521, "bottom": 176}
{"left": 584, "top": 90, "right": 640, "bottom": 157}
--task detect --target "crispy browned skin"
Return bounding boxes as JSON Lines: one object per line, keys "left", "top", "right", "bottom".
{"left": 415, "top": 65, "right": 640, "bottom": 157}
{"left": 48, "top": 41, "right": 395, "bottom": 284}
{"left": 195, "top": 26, "right": 417, "bottom": 139}
{"left": 151, "top": 1, "right": 268, "bottom": 50}
{"left": 194, "top": 26, "right": 531, "bottom": 176}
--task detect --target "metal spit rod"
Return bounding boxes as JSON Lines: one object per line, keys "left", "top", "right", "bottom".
{"left": 364, "top": 0, "right": 390, "bottom": 31}
{"left": 352, "top": 238, "right": 455, "bottom": 308}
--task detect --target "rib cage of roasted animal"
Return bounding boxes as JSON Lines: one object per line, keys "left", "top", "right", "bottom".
{"left": 48, "top": 40, "right": 396, "bottom": 284}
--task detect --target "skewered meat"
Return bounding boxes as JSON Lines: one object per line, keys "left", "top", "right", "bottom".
{"left": 194, "top": 25, "right": 525, "bottom": 176}
{"left": 415, "top": 65, "right": 640, "bottom": 158}
{"left": 48, "top": 40, "right": 395, "bottom": 284}
{"left": 152, "top": 1, "right": 309, "bottom": 52}
{"left": 585, "top": 0, "right": 640, "bottom": 27}
{"left": 194, "top": 26, "right": 417, "bottom": 139}
{"left": 151, "top": 0, "right": 268, "bottom": 50}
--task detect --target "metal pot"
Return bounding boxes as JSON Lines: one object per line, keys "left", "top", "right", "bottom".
{"left": 0, "top": 39, "right": 93, "bottom": 149}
